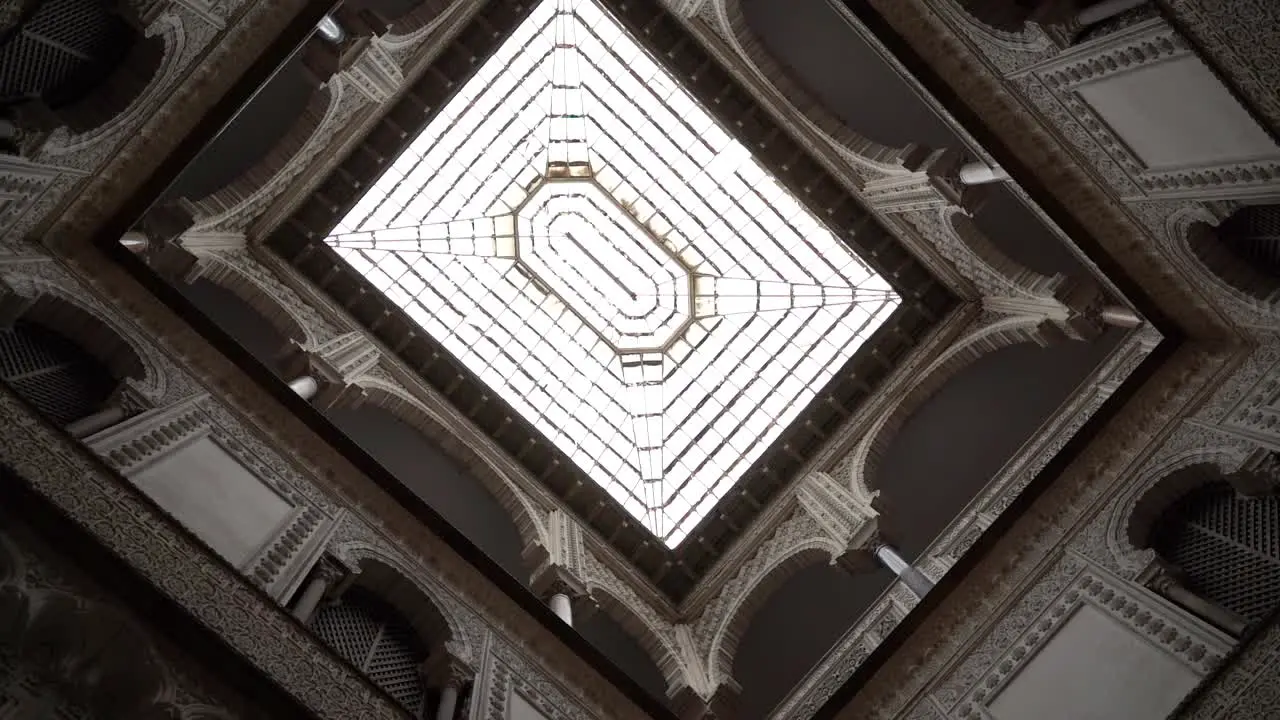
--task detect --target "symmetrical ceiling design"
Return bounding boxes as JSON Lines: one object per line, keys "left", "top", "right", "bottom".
{"left": 324, "top": 0, "right": 897, "bottom": 545}
{"left": 269, "top": 0, "right": 954, "bottom": 596}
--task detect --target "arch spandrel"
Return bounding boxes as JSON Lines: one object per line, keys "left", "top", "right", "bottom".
{"left": 36, "top": 10, "right": 195, "bottom": 164}
{"left": 581, "top": 580, "right": 688, "bottom": 698}
{"left": 693, "top": 508, "right": 842, "bottom": 692}
{"left": 187, "top": 255, "right": 313, "bottom": 350}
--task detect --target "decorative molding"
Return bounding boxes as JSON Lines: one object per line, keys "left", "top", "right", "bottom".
{"left": 773, "top": 324, "right": 1157, "bottom": 716}
{"left": 1020, "top": 22, "right": 1280, "bottom": 201}
{"left": 945, "top": 557, "right": 1229, "bottom": 720}
{"left": 1176, "top": 611, "right": 1280, "bottom": 720}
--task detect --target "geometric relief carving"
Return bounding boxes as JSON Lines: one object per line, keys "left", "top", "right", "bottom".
{"left": 1023, "top": 22, "right": 1280, "bottom": 201}
{"left": 1175, "top": 610, "right": 1280, "bottom": 720}
{"left": 943, "top": 557, "right": 1229, "bottom": 720}
{"left": 480, "top": 637, "right": 596, "bottom": 720}
{"left": 0, "top": 157, "right": 67, "bottom": 249}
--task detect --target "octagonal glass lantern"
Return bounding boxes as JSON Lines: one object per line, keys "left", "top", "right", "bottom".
{"left": 327, "top": 0, "right": 898, "bottom": 546}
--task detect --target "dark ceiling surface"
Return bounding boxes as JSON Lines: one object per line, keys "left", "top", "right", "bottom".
{"left": 742, "top": 0, "right": 1090, "bottom": 282}
{"left": 164, "top": 0, "right": 1126, "bottom": 713}
{"left": 164, "top": 58, "right": 314, "bottom": 203}
{"left": 263, "top": 0, "right": 957, "bottom": 600}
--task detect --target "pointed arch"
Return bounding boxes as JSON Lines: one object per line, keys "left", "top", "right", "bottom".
{"left": 189, "top": 256, "right": 312, "bottom": 349}
{"left": 187, "top": 76, "right": 359, "bottom": 233}
{"left": 0, "top": 270, "right": 167, "bottom": 403}
{"left": 181, "top": 80, "right": 335, "bottom": 218}
{"left": 705, "top": 539, "right": 840, "bottom": 689}
{"left": 1106, "top": 435, "right": 1250, "bottom": 577}
{"left": 39, "top": 10, "right": 187, "bottom": 156}
{"left": 1180, "top": 205, "right": 1280, "bottom": 313}
{"left": 947, "top": 207, "right": 1066, "bottom": 297}
{"left": 327, "top": 538, "right": 478, "bottom": 663}
{"left": 709, "top": 0, "right": 920, "bottom": 177}
{"left": 585, "top": 582, "right": 685, "bottom": 696}
{"left": 848, "top": 313, "right": 1049, "bottom": 502}
{"left": 352, "top": 378, "right": 549, "bottom": 562}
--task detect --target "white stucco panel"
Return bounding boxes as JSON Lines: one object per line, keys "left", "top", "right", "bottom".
{"left": 1076, "top": 55, "right": 1279, "bottom": 172}
{"left": 988, "top": 602, "right": 1198, "bottom": 720}
{"left": 133, "top": 436, "right": 293, "bottom": 567}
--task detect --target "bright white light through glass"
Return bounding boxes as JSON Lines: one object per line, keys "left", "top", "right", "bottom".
{"left": 327, "top": 0, "right": 898, "bottom": 546}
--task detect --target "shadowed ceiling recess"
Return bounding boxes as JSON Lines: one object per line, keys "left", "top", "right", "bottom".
{"left": 326, "top": 0, "right": 897, "bottom": 546}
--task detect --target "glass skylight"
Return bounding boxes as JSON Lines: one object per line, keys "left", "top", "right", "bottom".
{"left": 327, "top": 0, "right": 898, "bottom": 546}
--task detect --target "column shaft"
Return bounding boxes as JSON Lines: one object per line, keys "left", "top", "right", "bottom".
{"left": 289, "top": 375, "right": 320, "bottom": 400}
{"left": 1099, "top": 304, "right": 1143, "bottom": 328}
{"left": 291, "top": 573, "right": 333, "bottom": 624}
{"left": 120, "top": 231, "right": 149, "bottom": 251}
{"left": 435, "top": 685, "right": 458, "bottom": 720}
{"left": 549, "top": 593, "right": 573, "bottom": 625}
{"left": 65, "top": 405, "right": 126, "bottom": 439}
{"left": 875, "top": 545, "right": 934, "bottom": 599}
{"left": 958, "top": 161, "right": 1009, "bottom": 186}
{"left": 1159, "top": 581, "right": 1248, "bottom": 636}
{"left": 1077, "top": 0, "right": 1147, "bottom": 26}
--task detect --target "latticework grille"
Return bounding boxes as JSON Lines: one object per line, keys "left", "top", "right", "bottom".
{"left": 0, "top": 0, "right": 132, "bottom": 107}
{"left": 0, "top": 321, "right": 116, "bottom": 426}
{"left": 1220, "top": 204, "right": 1280, "bottom": 279}
{"left": 1153, "top": 481, "right": 1280, "bottom": 622}
{"left": 309, "top": 589, "right": 429, "bottom": 714}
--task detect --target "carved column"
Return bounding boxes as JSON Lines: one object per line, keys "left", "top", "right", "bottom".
{"left": 530, "top": 510, "right": 594, "bottom": 626}
{"left": 1149, "top": 566, "right": 1249, "bottom": 637}
{"left": 1230, "top": 451, "right": 1280, "bottom": 497}
{"left": 873, "top": 540, "right": 935, "bottom": 600}
{"left": 958, "top": 161, "right": 1009, "bottom": 186}
{"left": 426, "top": 651, "right": 474, "bottom": 720}
{"left": 120, "top": 231, "right": 149, "bottom": 251}
{"left": 290, "top": 558, "right": 345, "bottom": 624}
{"left": 288, "top": 375, "right": 320, "bottom": 400}
{"left": 65, "top": 405, "right": 127, "bottom": 438}
{"left": 796, "top": 471, "right": 880, "bottom": 566}
{"left": 282, "top": 331, "right": 379, "bottom": 410}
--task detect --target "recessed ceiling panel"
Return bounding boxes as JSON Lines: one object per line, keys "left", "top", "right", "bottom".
{"left": 327, "top": 0, "right": 897, "bottom": 546}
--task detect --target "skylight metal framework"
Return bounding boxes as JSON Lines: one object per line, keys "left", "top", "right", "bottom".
{"left": 327, "top": 0, "right": 898, "bottom": 546}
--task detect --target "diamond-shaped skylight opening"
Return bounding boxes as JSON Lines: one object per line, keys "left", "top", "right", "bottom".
{"left": 327, "top": 0, "right": 898, "bottom": 547}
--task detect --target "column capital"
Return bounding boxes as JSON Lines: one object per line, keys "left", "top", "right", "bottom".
{"left": 796, "top": 471, "right": 879, "bottom": 565}
{"left": 310, "top": 558, "right": 347, "bottom": 587}
{"left": 280, "top": 333, "right": 379, "bottom": 410}
{"left": 425, "top": 650, "right": 474, "bottom": 689}
{"left": 671, "top": 681, "right": 740, "bottom": 720}
{"left": 1229, "top": 450, "right": 1280, "bottom": 497}
{"left": 529, "top": 509, "right": 591, "bottom": 599}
